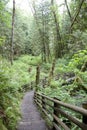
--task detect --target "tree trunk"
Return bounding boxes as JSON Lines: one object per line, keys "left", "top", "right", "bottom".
{"left": 65, "top": 0, "right": 72, "bottom": 21}
{"left": 42, "top": 11, "right": 47, "bottom": 62}
{"left": 31, "top": 1, "right": 47, "bottom": 63}
{"left": 11, "top": 0, "right": 15, "bottom": 65}
{"left": 51, "top": 0, "right": 62, "bottom": 59}
{"left": 48, "top": 59, "right": 56, "bottom": 86}
{"left": 70, "top": 0, "right": 85, "bottom": 29}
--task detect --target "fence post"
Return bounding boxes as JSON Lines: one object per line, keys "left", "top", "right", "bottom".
{"left": 42, "top": 96, "right": 46, "bottom": 111}
{"left": 35, "top": 65, "right": 40, "bottom": 91}
{"left": 34, "top": 92, "right": 35, "bottom": 100}
{"left": 53, "top": 97, "right": 60, "bottom": 130}
{"left": 30, "top": 82, "right": 33, "bottom": 90}
{"left": 82, "top": 102, "right": 87, "bottom": 124}
{"left": 48, "top": 59, "right": 55, "bottom": 86}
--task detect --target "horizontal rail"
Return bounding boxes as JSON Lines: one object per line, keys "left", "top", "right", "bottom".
{"left": 37, "top": 93, "right": 87, "bottom": 116}
{"left": 34, "top": 92, "right": 87, "bottom": 130}
{"left": 53, "top": 114, "right": 70, "bottom": 130}
{"left": 57, "top": 108, "right": 87, "bottom": 129}
{"left": 53, "top": 122, "right": 61, "bottom": 130}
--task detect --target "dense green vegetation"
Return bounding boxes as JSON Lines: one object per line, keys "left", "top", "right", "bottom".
{"left": 0, "top": 55, "right": 42, "bottom": 129}
{"left": 0, "top": 0, "right": 87, "bottom": 129}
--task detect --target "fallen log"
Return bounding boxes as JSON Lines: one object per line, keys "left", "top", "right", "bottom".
{"left": 62, "top": 77, "right": 75, "bottom": 86}
{"left": 62, "top": 76, "right": 87, "bottom": 92}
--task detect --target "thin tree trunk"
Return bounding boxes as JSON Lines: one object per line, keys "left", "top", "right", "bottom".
{"left": 65, "top": 0, "right": 79, "bottom": 33}
{"left": 48, "top": 59, "right": 56, "bottom": 86}
{"left": 42, "top": 11, "right": 47, "bottom": 62}
{"left": 31, "top": 2, "right": 47, "bottom": 62}
{"left": 65, "top": 0, "right": 72, "bottom": 21}
{"left": 46, "top": 41, "right": 50, "bottom": 62}
{"left": 70, "top": 0, "right": 85, "bottom": 29}
{"left": 51, "top": 0, "right": 62, "bottom": 58}
{"left": 51, "top": 0, "right": 61, "bottom": 40}
{"left": 11, "top": 0, "right": 15, "bottom": 65}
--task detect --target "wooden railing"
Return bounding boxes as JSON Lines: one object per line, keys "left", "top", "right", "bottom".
{"left": 34, "top": 92, "right": 87, "bottom": 130}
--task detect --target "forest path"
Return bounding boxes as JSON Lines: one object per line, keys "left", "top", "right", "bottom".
{"left": 17, "top": 91, "right": 49, "bottom": 130}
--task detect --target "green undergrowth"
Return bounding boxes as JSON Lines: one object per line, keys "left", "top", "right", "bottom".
{"left": 37, "top": 50, "right": 87, "bottom": 130}
{"left": 39, "top": 50, "right": 87, "bottom": 106}
{"left": 1, "top": 51, "right": 87, "bottom": 130}
{"left": 0, "top": 55, "right": 41, "bottom": 130}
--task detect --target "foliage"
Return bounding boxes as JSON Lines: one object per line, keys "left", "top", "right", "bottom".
{"left": 0, "top": 0, "right": 87, "bottom": 129}
{"left": 0, "top": 57, "right": 20, "bottom": 130}
{"left": 0, "top": 55, "right": 41, "bottom": 130}
{"left": 69, "top": 50, "right": 87, "bottom": 69}
{"left": 39, "top": 50, "right": 87, "bottom": 106}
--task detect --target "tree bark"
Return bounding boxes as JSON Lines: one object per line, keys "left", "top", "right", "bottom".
{"left": 70, "top": 0, "right": 85, "bottom": 29}
{"left": 48, "top": 59, "right": 56, "bottom": 86}
{"left": 65, "top": 0, "right": 72, "bottom": 21}
{"left": 36, "top": 65, "right": 40, "bottom": 91}
{"left": 51, "top": 0, "right": 62, "bottom": 58}
{"left": 31, "top": 1, "right": 47, "bottom": 62}
{"left": 11, "top": 0, "right": 15, "bottom": 65}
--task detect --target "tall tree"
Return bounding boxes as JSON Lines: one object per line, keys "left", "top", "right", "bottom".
{"left": 70, "top": 0, "right": 85, "bottom": 29}
{"left": 61, "top": 0, "right": 87, "bottom": 55}
{"left": 65, "top": 0, "right": 72, "bottom": 21}
{"left": 11, "top": 0, "right": 15, "bottom": 65}
{"left": 0, "top": 0, "right": 11, "bottom": 58}
{"left": 31, "top": 0, "right": 51, "bottom": 62}
{"left": 51, "top": 0, "right": 62, "bottom": 58}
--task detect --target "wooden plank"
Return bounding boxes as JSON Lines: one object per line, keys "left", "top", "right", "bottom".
{"left": 53, "top": 114, "right": 70, "bottom": 130}
{"left": 35, "top": 92, "right": 87, "bottom": 129}
{"left": 36, "top": 98, "right": 42, "bottom": 105}
{"left": 43, "top": 100, "right": 53, "bottom": 108}
{"left": 42, "top": 108, "right": 52, "bottom": 122}
{"left": 53, "top": 122, "right": 61, "bottom": 130}
{"left": 82, "top": 102, "right": 87, "bottom": 125}
{"left": 46, "top": 107, "right": 53, "bottom": 116}
{"left": 57, "top": 108, "right": 87, "bottom": 130}
{"left": 35, "top": 100, "right": 42, "bottom": 108}
{"left": 36, "top": 92, "right": 87, "bottom": 116}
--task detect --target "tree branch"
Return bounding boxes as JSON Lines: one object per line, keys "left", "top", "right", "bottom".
{"left": 70, "top": 0, "right": 85, "bottom": 29}
{"left": 65, "top": 0, "right": 72, "bottom": 21}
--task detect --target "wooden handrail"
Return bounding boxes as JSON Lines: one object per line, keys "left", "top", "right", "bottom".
{"left": 36, "top": 92, "right": 87, "bottom": 116}
{"left": 34, "top": 92, "right": 87, "bottom": 130}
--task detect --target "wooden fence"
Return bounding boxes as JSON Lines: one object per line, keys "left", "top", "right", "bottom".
{"left": 34, "top": 92, "right": 87, "bottom": 130}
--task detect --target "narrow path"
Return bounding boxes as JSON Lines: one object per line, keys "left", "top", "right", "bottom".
{"left": 17, "top": 91, "right": 49, "bottom": 130}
